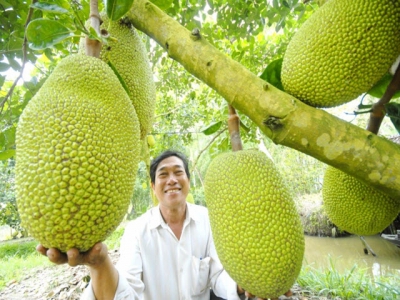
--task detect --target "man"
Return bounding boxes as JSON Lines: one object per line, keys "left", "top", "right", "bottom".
{"left": 38, "top": 150, "right": 241, "bottom": 299}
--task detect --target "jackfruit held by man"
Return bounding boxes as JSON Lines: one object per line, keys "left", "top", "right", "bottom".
{"left": 15, "top": 54, "right": 141, "bottom": 252}
{"left": 281, "top": 0, "right": 400, "bottom": 108}
{"left": 80, "top": 13, "right": 156, "bottom": 140}
{"left": 322, "top": 166, "right": 400, "bottom": 236}
{"left": 204, "top": 150, "right": 304, "bottom": 299}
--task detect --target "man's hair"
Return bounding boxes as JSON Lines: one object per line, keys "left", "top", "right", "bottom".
{"left": 150, "top": 150, "right": 190, "bottom": 183}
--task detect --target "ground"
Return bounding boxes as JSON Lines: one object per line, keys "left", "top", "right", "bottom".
{"left": 0, "top": 248, "right": 324, "bottom": 300}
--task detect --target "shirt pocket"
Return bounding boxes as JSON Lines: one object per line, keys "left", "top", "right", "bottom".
{"left": 191, "top": 256, "right": 211, "bottom": 296}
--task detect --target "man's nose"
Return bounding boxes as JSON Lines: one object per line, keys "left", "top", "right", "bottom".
{"left": 166, "top": 174, "right": 178, "bottom": 184}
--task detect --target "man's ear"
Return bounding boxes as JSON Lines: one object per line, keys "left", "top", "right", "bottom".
{"left": 151, "top": 182, "right": 155, "bottom": 191}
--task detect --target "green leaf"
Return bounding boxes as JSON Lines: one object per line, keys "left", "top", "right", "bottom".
{"left": 385, "top": 102, "right": 400, "bottom": 133}
{"left": 5, "top": 55, "right": 20, "bottom": 71}
{"left": 0, "top": 0, "right": 12, "bottom": 9}
{"left": 30, "top": 2, "right": 69, "bottom": 14}
{"left": 151, "top": 0, "right": 173, "bottom": 10}
{"left": 239, "top": 120, "right": 250, "bottom": 133}
{"left": 202, "top": 121, "right": 222, "bottom": 135}
{"left": 0, "top": 62, "right": 10, "bottom": 72}
{"left": 26, "top": 19, "right": 74, "bottom": 50}
{"left": 260, "top": 58, "right": 284, "bottom": 91}
{"left": 0, "top": 126, "right": 16, "bottom": 149}
{"left": 0, "top": 75, "right": 5, "bottom": 89}
{"left": 0, "top": 150, "right": 15, "bottom": 161}
{"left": 367, "top": 73, "right": 400, "bottom": 99}
{"left": 105, "top": 0, "right": 134, "bottom": 21}
{"left": 107, "top": 61, "right": 131, "bottom": 97}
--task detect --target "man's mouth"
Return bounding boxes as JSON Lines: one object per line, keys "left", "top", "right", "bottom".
{"left": 165, "top": 189, "right": 180, "bottom": 193}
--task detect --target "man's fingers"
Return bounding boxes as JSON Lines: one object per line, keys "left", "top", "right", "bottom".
{"left": 243, "top": 288, "right": 293, "bottom": 300}
{"left": 85, "top": 242, "right": 108, "bottom": 266}
{"left": 66, "top": 248, "right": 82, "bottom": 267}
{"left": 284, "top": 289, "right": 293, "bottom": 297}
{"left": 36, "top": 244, "right": 48, "bottom": 256}
{"left": 245, "top": 291, "right": 255, "bottom": 298}
{"left": 237, "top": 285, "right": 245, "bottom": 295}
{"left": 46, "top": 247, "right": 68, "bottom": 265}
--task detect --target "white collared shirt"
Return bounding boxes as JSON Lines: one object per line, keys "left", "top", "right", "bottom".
{"left": 81, "top": 203, "right": 240, "bottom": 300}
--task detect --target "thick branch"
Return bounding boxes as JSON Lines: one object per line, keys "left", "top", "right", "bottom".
{"left": 127, "top": 0, "right": 400, "bottom": 198}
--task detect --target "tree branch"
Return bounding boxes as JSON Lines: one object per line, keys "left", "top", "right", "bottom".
{"left": 0, "top": 0, "right": 37, "bottom": 115}
{"left": 366, "top": 64, "right": 400, "bottom": 134}
{"left": 192, "top": 128, "right": 227, "bottom": 171}
{"left": 127, "top": 0, "right": 400, "bottom": 198}
{"left": 85, "top": 0, "right": 102, "bottom": 57}
{"left": 228, "top": 104, "right": 243, "bottom": 152}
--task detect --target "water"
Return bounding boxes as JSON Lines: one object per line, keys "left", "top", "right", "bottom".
{"left": 303, "top": 235, "right": 400, "bottom": 280}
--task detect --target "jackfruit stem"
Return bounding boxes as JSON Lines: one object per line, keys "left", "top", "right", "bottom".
{"left": 228, "top": 104, "right": 243, "bottom": 152}
{"left": 366, "top": 63, "right": 400, "bottom": 134}
{"left": 85, "top": 0, "right": 101, "bottom": 58}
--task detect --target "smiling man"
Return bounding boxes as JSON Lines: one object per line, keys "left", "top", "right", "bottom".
{"left": 73, "top": 150, "right": 242, "bottom": 300}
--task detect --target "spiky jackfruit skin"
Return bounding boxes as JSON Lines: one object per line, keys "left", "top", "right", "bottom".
{"left": 322, "top": 166, "right": 399, "bottom": 236}
{"left": 16, "top": 54, "right": 141, "bottom": 252}
{"left": 80, "top": 13, "right": 156, "bottom": 140}
{"left": 204, "top": 150, "right": 304, "bottom": 299}
{"left": 281, "top": 0, "right": 400, "bottom": 108}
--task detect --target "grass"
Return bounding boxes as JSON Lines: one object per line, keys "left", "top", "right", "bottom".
{"left": 297, "top": 257, "right": 400, "bottom": 300}
{"left": 0, "top": 226, "right": 126, "bottom": 290}
{"left": 0, "top": 239, "right": 51, "bottom": 289}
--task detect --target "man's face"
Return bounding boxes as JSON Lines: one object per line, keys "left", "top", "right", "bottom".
{"left": 151, "top": 156, "right": 190, "bottom": 208}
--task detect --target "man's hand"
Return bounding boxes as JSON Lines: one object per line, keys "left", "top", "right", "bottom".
{"left": 36, "top": 242, "right": 109, "bottom": 268}
{"left": 237, "top": 285, "right": 293, "bottom": 300}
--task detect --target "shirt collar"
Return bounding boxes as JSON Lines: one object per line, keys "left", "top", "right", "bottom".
{"left": 148, "top": 203, "right": 199, "bottom": 230}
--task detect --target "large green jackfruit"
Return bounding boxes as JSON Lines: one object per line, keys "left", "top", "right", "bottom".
{"left": 322, "top": 166, "right": 399, "bottom": 236}
{"left": 281, "top": 0, "right": 400, "bottom": 108}
{"left": 80, "top": 13, "right": 156, "bottom": 140}
{"left": 204, "top": 150, "right": 304, "bottom": 299}
{"left": 16, "top": 54, "right": 141, "bottom": 252}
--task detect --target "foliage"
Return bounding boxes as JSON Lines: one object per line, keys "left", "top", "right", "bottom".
{"left": 128, "top": 162, "right": 153, "bottom": 220}
{"left": 0, "top": 238, "right": 37, "bottom": 259}
{"left": 386, "top": 102, "right": 400, "bottom": 133}
{"left": 103, "top": 226, "right": 125, "bottom": 250}
{"left": 0, "top": 160, "right": 25, "bottom": 236}
{"left": 297, "top": 258, "right": 400, "bottom": 300}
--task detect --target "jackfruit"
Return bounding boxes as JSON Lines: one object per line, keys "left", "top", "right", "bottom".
{"left": 204, "top": 150, "right": 304, "bottom": 299}
{"left": 80, "top": 13, "right": 156, "bottom": 139}
{"left": 322, "top": 166, "right": 399, "bottom": 235}
{"left": 147, "top": 134, "right": 156, "bottom": 148}
{"left": 15, "top": 54, "right": 141, "bottom": 252}
{"left": 281, "top": 0, "right": 400, "bottom": 108}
